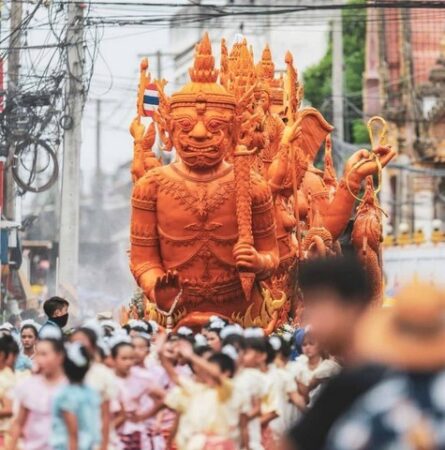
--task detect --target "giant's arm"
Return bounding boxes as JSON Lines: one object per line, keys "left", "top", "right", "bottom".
{"left": 251, "top": 173, "right": 280, "bottom": 278}
{"left": 303, "top": 171, "right": 361, "bottom": 241}
{"left": 130, "top": 173, "right": 165, "bottom": 299}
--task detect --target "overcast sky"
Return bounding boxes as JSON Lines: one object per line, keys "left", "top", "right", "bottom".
{"left": 79, "top": 0, "right": 331, "bottom": 180}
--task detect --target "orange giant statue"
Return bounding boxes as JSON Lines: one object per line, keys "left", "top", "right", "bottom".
{"left": 129, "top": 33, "right": 396, "bottom": 331}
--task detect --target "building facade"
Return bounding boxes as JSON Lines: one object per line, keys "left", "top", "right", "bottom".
{"left": 364, "top": 1, "right": 445, "bottom": 239}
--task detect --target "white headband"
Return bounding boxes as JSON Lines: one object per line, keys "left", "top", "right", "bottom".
{"left": 269, "top": 336, "right": 282, "bottom": 351}
{"left": 222, "top": 344, "right": 238, "bottom": 361}
{"left": 65, "top": 342, "right": 88, "bottom": 367}
{"left": 21, "top": 320, "right": 41, "bottom": 332}
{"left": 177, "top": 326, "right": 193, "bottom": 336}
{"left": 194, "top": 333, "right": 208, "bottom": 347}
{"left": 220, "top": 324, "right": 243, "bottom": 340}
{"left": 244, "top": 327, "right": 265, "bottom": 338}
{"left": 108, "top": 331, "right": 132, "bottom": 349}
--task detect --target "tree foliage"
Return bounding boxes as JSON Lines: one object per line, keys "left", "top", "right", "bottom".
{"left": 303, "top": 0, "right": 367, "bottom": 143}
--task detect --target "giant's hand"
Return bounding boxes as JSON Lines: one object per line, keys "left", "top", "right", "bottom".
{"left": 130, "top": 116, "right": 145, "bottom": 141}
{"left": 233, "top": 242, "right": 264, "bottom": 273}
{"left": 344, "top": 146, "right": 396, "bottom": 181}
{"left": 153, "top": 271, "right": 182, "bottom": 312}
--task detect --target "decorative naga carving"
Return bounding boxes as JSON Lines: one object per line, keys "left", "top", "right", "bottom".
{"left": 129, "top": 33, "right": 396, "bottom": 331}
{"left": 351, "top": 177, "right": 384, "bottom": 305}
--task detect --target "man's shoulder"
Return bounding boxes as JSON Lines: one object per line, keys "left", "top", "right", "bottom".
{"left": 39, "top": 320, "right": 58, "bottom": 332}
{"left": 287, "top": 364, "right": 388, "bottom": 450}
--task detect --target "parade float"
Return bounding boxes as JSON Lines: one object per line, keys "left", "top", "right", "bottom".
{"left": 127, "top": 33, "right": 396, "bottom": 331}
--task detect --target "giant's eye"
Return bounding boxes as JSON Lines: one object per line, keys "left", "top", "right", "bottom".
{"left": 177, "top": 118, "right": 193, "bottom": 131}
{"left": 207, "top": 119, "right": 225, "bottom": 132}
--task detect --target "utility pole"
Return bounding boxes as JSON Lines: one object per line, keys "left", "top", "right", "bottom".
{"left": 332, "top": 2, "right": 345, "bottom": 142}
{"left": 93, "top": 98, "right": 103, "bottom": 241}
{"left": 5, "top": 0, "right": 24, "bottom": 220}
{"left": 58, "top": 1, "right": 85, "bottom": 299}
{"left": 95, "top": 99, "right": 102, "bottom": 180}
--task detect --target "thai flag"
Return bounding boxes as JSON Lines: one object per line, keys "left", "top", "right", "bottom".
{"left": 143, "top": 83, "right": 159, "bottom": 117}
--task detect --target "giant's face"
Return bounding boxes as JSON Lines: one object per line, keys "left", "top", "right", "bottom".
{"left": 170, "top": 101, "right": 234, "bottom": 170}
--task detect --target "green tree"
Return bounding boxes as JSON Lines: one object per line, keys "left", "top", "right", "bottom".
{"left": 303, "top": 0, "right": 368, "bottom": 143}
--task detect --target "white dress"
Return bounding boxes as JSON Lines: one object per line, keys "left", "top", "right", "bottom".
{"left": 233, "top": 368, "right": 268, "bottom": 450}
{"left": 288, "top": 356, "right": 341, "bottom": 406}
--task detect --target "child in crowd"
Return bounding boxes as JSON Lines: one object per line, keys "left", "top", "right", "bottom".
{"left": 156, "top": 333, "right": 193, "bottom": 449}
{"left": 289, "top": 329, "right": 341, "bottom": 406}
{"left": 267, "top": 336, "right": 306, "bottom": 445}
{"left": 221, "top": 327, "right": 264, "bottom": 450}
{"left": 160, "top": 336, "right": 245, "bottom": 450}
{"left": 242, "top": 334, "right": 280, "bottom": 450}
{"left": 131, "top": 332, "right": 167, "bottom": 450}
{"left": 8, "top": 328, "right": 66, "bottom": 450}
{"left": 111, "top": 336, "right": 163, "bottom": 450}
{"left": 51, "top": 342, "right": 101, "bottom": 450}
{"left": 20, "top": 320, "right": 40, "bottom": 362}
{"left": 71, "top": 325, "right": 118, "bottom": 450}
{"left": 0, "top": 334, "right": 19, "bottom": 447}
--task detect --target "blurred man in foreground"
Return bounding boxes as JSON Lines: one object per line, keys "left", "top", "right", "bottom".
{"left": 286, "top": 256, "right": 388, "bottom": 450}
{"left": 325, "top": 282, "right": 445, "bottom": 450}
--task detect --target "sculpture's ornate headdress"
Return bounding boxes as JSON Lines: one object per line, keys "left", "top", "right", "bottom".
{"left": 222, "top": 38, "right": 257, "bottom": 102}
{"left": 170, "top": 33, "right": 236, "bottom": 110}
{"left": 256, "top": 45, "right": 284, "bottom": 108}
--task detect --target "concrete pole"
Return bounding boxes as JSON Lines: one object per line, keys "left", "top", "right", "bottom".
{"left": 95, "top": 99, "right": 102, "bottom": 179}
{"left": 58, "top": 1, "right": 85, "bottom": 299}
{"left": 5, "top": 0, "right": 23, "bottom": 220}
{"left": 332, "top": 3, "right": 345, "bottom": 141}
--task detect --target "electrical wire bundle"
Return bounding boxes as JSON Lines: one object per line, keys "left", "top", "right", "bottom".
{"left": 1, "top": 0, "right": 102, "bottom": 194}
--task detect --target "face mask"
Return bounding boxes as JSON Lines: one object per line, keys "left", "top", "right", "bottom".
{"left": 52, "top": 313, "right": 69, "bottom": 328}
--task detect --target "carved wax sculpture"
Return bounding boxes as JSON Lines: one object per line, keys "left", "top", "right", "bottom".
{"left": 130, "top": 34, "right": 280, "bottom": 330}
{"left": 351, "top": 177, "right": 384, "bottom": 305}
{"left": 129, "top": 33, "right": 396, "bottom": 331}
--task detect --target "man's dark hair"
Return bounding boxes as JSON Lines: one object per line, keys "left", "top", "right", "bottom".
{"left": 299, "top": 256, "right": 372, "bottom": 307}
{"left": 43, "top": 296, "right": 69, "bottom": 318}
{"left": 208, "top": 353, "right": 235, "bottom": 378}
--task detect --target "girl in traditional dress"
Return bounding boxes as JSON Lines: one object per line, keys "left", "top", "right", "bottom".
{"left": 289, "top": 330, "right": 341, "bottom": 406}
{"left": 71, "top": 325, "right": 118, "bottom": 450}
{"left": 8, "top": 328, "right": 66, "bottom": 450}
{"left": 111, "top": 336, "right": 164, "bottom": 450}
{"left": 132, "top": 332, "right": 167, "bottom": 450}
{"left": 161, "top": 337, "right": 242, "bottom": 450}
{"left": 51, "top": 342, "right": 101, "bottom": 450}
{"left": 267, "top": 336, "right": 306, "bottom": 445}
{"left": 0, "top": 334, "right": 19, "bottom": 447}
{"left": 20, "top": 321, "right": 40, "bottom": 363}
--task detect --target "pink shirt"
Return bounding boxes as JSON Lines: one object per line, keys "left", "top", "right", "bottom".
{"left": 14, "top": 374, "right": 66, "bottom": 450}
{"left": 112, "top": 366, "right": 162, "bottom": 435}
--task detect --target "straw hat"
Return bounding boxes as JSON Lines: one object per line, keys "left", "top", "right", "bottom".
{"left": 356, "top": 282, "right": 445, "bottom": 371}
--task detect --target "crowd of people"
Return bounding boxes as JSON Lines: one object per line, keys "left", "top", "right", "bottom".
{"left": 0, "top": 256, "right": 444, "bottom": 450}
